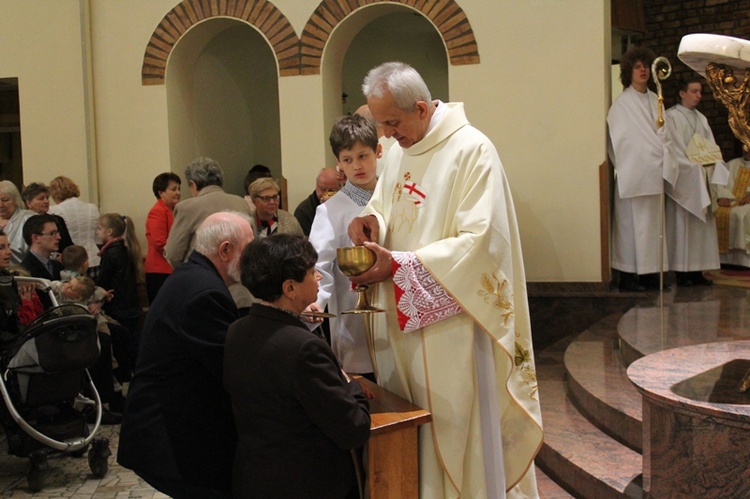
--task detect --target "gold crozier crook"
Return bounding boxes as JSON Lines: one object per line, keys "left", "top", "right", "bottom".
{"left": 651, "top": 56, "right": 672, "bottom": 128}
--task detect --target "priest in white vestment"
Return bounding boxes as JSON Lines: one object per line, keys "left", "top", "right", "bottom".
{"left": 714, "top": 151, "right": 750, "bottom": 257}
{"left": 608, "top": 47, "right": 678, "bottom": 291}
{"left": 664, "top": 78, "right": 724, "bottom": 286}
{"left": 348, "top": 62, "right": 542, "bottom": 498}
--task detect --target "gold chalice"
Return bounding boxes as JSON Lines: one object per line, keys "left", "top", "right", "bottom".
{"left": 337, "top": 246, "right": 385, "bottom": 314}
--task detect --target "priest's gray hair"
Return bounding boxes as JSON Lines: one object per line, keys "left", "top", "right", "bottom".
{"left": 362, "top": 62, "right": 431, "bottom": 112}
{"left": 185, "top": 156, "right": 224, "bottom": 190}
{"left": 195, "top": 211, "right": 252, "bottom": 257}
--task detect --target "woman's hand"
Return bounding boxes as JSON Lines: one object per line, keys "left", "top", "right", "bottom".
{"left": 301, "top": 302, "right": 324, "bottom": 324}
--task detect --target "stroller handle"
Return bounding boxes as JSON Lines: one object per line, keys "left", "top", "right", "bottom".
{"left": 13, "top": 276, "right": 57, "bottom": 307}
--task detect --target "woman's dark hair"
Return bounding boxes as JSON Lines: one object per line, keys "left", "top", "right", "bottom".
{"left": 619, "top": 46, "right": 656, "bottom": 88}
{"left": 240, "top": 234, "right": 318, "bottom": 302}
{"left": 152, "top": 172, "right": 181, "bottom": 198}
{"left": 21, "top": 182, "right": 49, "bottom": 204}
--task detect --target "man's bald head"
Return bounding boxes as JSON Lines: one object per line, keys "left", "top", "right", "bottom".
{"left": 315, "top": 167, "right": 342, "bottom": 200}
{"left": 195, "top": 211, "right": 254, "bottom": 285}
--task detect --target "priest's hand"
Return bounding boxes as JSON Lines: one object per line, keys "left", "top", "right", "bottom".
{"left": 348, "top": 215, "right": 379, "bottom": 245}
{"left": 718, "top": 198, "right": 733, "bottom": 208}
{"left": 349, "top": 241, "right": 392, "bottom": 285}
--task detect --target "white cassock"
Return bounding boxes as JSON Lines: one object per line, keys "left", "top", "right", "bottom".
{"left": 664, "top": 104, "right": 722, "bottom": 271}
{"left": 716, "top": 157, "right": 750, "bottom": 253}
{"left": 360, "top": 102, "right": 543, "bottom": 498}
{"left": 608, "top": 86, "right": 678, "bottom": 274}
{"left": 308, "top": 183, "right": 373, "bottom": 374}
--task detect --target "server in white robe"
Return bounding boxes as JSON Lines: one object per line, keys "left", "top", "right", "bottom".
{"left": 665, "top": 78, "right": 724, "bottom": 286}
{"left": 308, "top": 114, "right": 381, "bottom": 377}
{"left": 608, "top": 46, "right": 678, "bottom": 291}
{"left": 349, "top": 62, "right": 542, "bottom": 499}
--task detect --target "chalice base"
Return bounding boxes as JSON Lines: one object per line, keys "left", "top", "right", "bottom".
{"left": 340, "top": 305, "right": 386, "bottom": 315}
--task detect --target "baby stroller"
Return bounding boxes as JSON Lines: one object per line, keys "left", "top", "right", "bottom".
{"left": 0, "top": 276, "right": 110, "bottom": 491}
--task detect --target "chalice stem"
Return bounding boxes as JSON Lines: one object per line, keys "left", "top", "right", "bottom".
{"left": 364, "top": 312, "right": 379, "bottom": 384}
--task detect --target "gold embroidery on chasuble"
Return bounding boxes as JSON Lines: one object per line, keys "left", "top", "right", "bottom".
{"left": 390, "top": 172, "right": 419, "bottom": 235}
{"left": 515, "top": 342, "right": 539, "bottom": 400}
{"left": 477, "top": 272, "right": 514, "bottom": 325}
{"left": 716, "top": 167, "right": 750, "bottom": 253}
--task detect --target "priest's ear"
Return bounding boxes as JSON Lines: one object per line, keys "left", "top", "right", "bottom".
{"left": 415, "top": 100, "right": 430, "bottom": 120}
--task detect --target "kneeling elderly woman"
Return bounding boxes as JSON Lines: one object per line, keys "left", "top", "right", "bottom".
{"left": 224, "top": 234, "right": 371, "bottom": 498}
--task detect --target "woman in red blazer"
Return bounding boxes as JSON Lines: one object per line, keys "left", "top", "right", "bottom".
{"left": 144, "top": 172, "right": 181, "bottom": 303}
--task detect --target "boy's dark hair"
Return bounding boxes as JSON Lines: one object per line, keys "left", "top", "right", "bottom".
{"left": 677, "top": 77, "right": 703, "bottom": 94}
{"left": 22, "top": 214, "right": 58, "bottom": 246}
{"left": 329, "top": 114, "right": 379, "bottom": 159}
{"left": 62, "top": 245, "right": 88, "bottom": 272}
{"left": 619, "top": 46, "right": 656, "bottom": 88}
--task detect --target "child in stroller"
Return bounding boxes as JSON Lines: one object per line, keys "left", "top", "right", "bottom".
{"left": 0, "top": 276, "right": 111, "bottom": 492}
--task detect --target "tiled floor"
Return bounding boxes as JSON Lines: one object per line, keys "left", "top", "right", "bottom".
{"left": 0, "top": 419, "right": 570, "bottom": 497}
{"left": 0, "top": 423, "right": 166, "bottom": 498}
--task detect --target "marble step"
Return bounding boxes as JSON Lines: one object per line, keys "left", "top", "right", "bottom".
{"left": 536, "top": 327, "right": 643, "bottom": 499}
{"left": 564, "top": 323, "right": 643, "bottom": 452}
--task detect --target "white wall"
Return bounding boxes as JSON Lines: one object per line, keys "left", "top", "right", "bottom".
{"left": 0, "top": 0, "right": 93, "bottom": 198}
{"left": 0, "top": 0, "right": 610, "bottom": 282}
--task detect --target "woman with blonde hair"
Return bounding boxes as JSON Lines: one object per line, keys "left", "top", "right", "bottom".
{"left": 48, "top": 176, "right": 101, "bottom": 270}
{"left": 0, "top": 181, "right": 34, "bottom": 264}
{"left": 248, "top": 177, "right": 303, "bottom": 239}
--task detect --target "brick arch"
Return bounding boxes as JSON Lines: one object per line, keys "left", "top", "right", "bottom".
{"left": 299, "top": 0, "right": 480, "bottom": 75}
{"left": 141, "top": 0, "right": 301, "bottom": 85}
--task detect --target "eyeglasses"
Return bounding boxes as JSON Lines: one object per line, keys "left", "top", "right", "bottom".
{"left": 254, "top": 194, "right": 279, "bottom": 203}
{"left": 38, "top": 230, "right": 60, "bottom": 237}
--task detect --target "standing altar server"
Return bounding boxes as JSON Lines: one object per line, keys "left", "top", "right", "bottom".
{"left": 665, "top": 77, "right": 726, "bottom": 286}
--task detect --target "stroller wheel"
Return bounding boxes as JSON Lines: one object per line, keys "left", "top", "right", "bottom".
{"left": 70, "top": 444, "right": 89, "bottom": 458}
{"left": 88, "top": 437, "right": 111, "bottom": 478}
{"left": 27, "top": 450, "right": 50, "bottom": 492}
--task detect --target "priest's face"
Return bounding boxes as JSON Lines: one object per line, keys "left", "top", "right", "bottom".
{"left": 679, "top": 82, "right": 702, "bottom": 110}
{"left": 368, "top": 91, "right": 430, "bottom": 149}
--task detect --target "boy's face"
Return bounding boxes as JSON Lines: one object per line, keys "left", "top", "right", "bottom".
{"left": 337, "top": 142, "right": 381, "bottom": 192}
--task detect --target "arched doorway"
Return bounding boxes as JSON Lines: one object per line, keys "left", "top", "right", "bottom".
{"left": 320, "top": 5, "right": 448, "bottom": 165}
{"left": 166, "top": 18, "right": 281, "bottom": 197}
{"left": 342, "top": 11, "right": 448, "bottom": 114}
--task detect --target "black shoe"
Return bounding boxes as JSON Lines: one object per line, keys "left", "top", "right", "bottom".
{"left": 619, "top": 272, "right": 645, "bottom": 292}
{"left": 690, "top": 271, "right": 713, "bottom": 286}
{"left": 87, "top": 408, "right": 122, "bottom": 425}
{"left": 675, "top": 272, "right": 693, "bottom": 287}
{"left": 108, "top": 394, "right": 126, "bottom": 413}
{"left": 640, "top": 273, "right": 670, "bottom": 290}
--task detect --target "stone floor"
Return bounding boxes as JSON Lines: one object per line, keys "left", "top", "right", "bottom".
{"left": 0, "top": 421, "right": 569, "bottom": 498}
{"left": 0, "top": 423, "right": 166, "bottom": 498}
